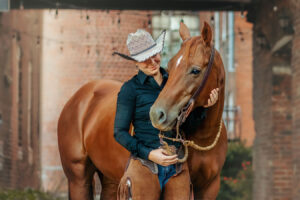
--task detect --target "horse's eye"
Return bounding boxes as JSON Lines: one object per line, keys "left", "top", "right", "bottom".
{"left": 190, "top": 68, "right": 201, "bottom": 75}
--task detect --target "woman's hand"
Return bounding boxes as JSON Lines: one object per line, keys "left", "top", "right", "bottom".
{"left": 148, "top": 148, "right": 178, "bottom": 166}
{"left": 204, "top": 88, "right": 219, "bottom": 108}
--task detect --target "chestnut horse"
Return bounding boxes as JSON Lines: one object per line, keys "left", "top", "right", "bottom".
{"left": 57, "top": 22, "right": 227, "bottom": 200}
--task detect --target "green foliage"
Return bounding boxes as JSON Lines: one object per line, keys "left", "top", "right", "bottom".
{"left": 0, "top": 188, "right": 63, "bottom": 200}
{"left": 217, "top": 141, "right": 253, "bottom": 200}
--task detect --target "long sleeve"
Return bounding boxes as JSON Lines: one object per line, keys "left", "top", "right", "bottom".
{"left": 114, "top": 82, "right": 152, "bottom": 160}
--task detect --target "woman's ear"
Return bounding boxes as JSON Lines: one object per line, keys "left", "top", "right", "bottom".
{"left": 136, "top": 61, "right": 141, "bottom": 71}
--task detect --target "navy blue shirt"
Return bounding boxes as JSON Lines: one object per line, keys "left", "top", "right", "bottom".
{"left": 114, "top": 67, "right": 206, "bottom": 160}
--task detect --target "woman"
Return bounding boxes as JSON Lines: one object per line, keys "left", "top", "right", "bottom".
{"left": 113, "top": 29, "right": 219, "bottom": 199}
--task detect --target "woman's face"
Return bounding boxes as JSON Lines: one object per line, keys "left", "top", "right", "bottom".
{"left": 136, "top": 53, "right": 161, "bottom": 76}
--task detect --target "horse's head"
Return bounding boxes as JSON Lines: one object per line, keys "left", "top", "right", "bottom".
{"left": 150, "top": 22, "right": 225, "bottom": 131}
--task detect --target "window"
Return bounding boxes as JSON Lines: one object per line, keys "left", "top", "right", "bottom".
{"left": 152, "top": 11, "right": 200, "bottom": 68}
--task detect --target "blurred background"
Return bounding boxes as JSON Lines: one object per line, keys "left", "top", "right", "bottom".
{"left": 0, "top": 0, "right": 298, "bottom": 199}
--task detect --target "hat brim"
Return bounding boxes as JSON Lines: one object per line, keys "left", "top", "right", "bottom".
{"left": 112, "top": 30, "right": 166, "bottom": 62}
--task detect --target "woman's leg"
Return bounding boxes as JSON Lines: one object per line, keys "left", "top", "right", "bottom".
{"left": 118, "top": 158, "right": 161, "bottom": 200}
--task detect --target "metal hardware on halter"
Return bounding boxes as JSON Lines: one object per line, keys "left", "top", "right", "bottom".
{"left": 178, "top": 99, "right": 195, "bottom": 126}
{"left": 126, "top": 177, "right": 132, "bottom": 200}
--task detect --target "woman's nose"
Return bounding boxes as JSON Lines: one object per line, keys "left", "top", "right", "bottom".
{"left": 151, "top": 58, "right": 156, "bottom": 65}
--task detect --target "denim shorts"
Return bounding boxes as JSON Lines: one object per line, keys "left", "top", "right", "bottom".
{"left": 157, "top": 164, "right": 177, "bottom": 189}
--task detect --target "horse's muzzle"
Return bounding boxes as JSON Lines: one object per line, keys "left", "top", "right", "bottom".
{"left": 149, "top": 106, "right": 177, "bottom": 131}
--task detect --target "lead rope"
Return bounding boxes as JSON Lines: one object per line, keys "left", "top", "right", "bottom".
{"left": 159, "top": 118, "right": 223, "bottom": 163}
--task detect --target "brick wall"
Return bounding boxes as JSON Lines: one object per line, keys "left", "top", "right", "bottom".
{"left": 0, "top": 9, "right": 152, "bottom": 193}
{"left": 249, "top": 0, "right": 297, "bottom": 199}
{"left": 39, "top": 9, "right": 152, "bottom": 192}
{"left": 0, "top": 10, "right": 42, "bottom": 189}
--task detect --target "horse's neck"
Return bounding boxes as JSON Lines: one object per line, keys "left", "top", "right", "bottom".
{"left": 188, "top": 88, "right": 225, "bottom": 140}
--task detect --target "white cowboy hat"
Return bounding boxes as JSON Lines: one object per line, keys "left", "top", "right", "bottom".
{"left": 113, "top": 29, "right": 166, "bottom": 62}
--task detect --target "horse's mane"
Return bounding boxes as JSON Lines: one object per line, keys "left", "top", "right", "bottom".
{"left": 180, "top": 106, "right": 207, "bottom": 134}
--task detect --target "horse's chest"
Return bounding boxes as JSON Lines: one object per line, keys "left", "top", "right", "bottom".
{"left": 188, "top": 151, "right": 220, "bottom": 183}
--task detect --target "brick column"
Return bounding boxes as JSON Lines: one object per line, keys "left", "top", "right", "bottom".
{"left": 0, "top": 10, "right": 42, "bottom": 189}
{"left": 250, "top": 0, "right": 295, "bottom": 199}
{"left": 291, "top": 2, "right": 300, "bottom": 199}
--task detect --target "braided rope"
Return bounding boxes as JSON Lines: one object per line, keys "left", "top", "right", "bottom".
{"left": 159, "top": 119, "right": 223, "bottom": 163}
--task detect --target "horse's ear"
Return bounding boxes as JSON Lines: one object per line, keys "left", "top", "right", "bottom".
{"left": 179, "top": 22, "right": 191, "bottom": 41}
{"left": 201, "top": 21, "right": 212, "bottom": 46}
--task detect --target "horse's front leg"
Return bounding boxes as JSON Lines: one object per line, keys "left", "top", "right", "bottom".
{"left": 194, "top": 174, "right": 221, "bottom": 200}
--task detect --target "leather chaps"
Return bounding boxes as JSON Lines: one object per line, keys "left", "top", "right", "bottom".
{"left": 117, "top": 157, "right": 193, "bottom": 200}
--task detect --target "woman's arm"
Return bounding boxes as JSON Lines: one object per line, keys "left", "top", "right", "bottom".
{"left": 114, "top": 82, "right": 179, "bottom": 165}
{"left": 114, "top": 82, "right": 152, "bottom": 160}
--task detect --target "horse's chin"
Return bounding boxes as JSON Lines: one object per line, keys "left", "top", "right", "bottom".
{"left": 152, "top": 118, "right": 177, "bottom": 131}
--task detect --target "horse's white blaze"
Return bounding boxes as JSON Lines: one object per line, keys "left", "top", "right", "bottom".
{"left": 176, "top": 55, "right": 183, "bottom": 68}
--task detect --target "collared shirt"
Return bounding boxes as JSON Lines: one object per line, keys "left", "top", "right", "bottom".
{"left": 114, "top": 67, "right": 206, "bottom": 160}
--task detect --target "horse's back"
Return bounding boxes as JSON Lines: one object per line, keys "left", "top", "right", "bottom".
{"left": 57, "top": 79, "right": 127, "bottom": 181}
{"left": 58, "top": 79, "right": 122, "bottom": 143}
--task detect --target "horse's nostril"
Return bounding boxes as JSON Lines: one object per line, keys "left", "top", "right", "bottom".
{"left": 157, "top": 109, "right": 167, "bottom": 124}
{"left": 158, "top": 111, "right": 164, "bottom": 120}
